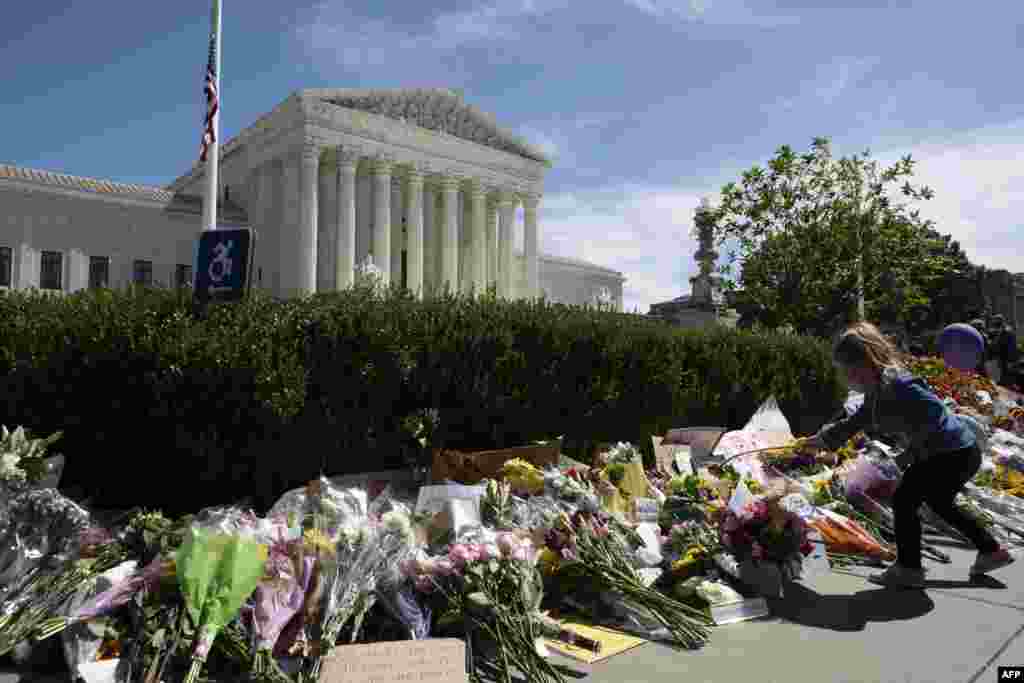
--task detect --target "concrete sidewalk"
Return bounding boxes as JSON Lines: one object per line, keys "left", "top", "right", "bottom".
{"left": 572, "top": 544, "right": 1024, "bottom": 683}
{"left": 3, "top": 544, "right": 1022, "bottom": 683}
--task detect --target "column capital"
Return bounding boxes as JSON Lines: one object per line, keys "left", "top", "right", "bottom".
{"left": 370, "top": 153, "right": 395, "bottom": 175}
{"left": 520, "top": 192, "right": 541, "bottom": 209}
{"left": 405, "top": 166, "right": 426, "bottom": 186}
{"left": 335, "top": 146, "right": 362, "bottom": 168}
{"left": 300, "top": 139, "right": 322, "bottom": 164}
{"left": 497, "top": 190, "right": 519, "bottom": 208}
{"left": 438, "top": 173, "right": 463, "bottom": 192}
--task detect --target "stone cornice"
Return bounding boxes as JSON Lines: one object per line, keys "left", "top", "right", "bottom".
{"left": 303, "top": 88, "right": 551, "bottom": 165}
{"left": 0, "top": 173, "right": 244, "bottom": 224}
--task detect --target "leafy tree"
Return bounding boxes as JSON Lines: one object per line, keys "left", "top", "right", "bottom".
{"left": 706, "top": 137, "right": 950, "bottom": 337}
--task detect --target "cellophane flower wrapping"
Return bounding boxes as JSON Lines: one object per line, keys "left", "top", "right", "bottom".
{"left": 176, "top": 519, "right": 268, "bottom": 683}
{"left": 0, "top": 489, "right": 91, "bottom": 652}
{"left": 251, "top": 536, "right": 315, "bottom": 672}
{"left": 719, "top": 483, "right": 813, "bottom": 565}
{"left": 59, "top": 560, "right": 138, "bottom": 679}
{"left": 306, "top": 489, "right": 416, "bottom": 680}
{"left": 403, "top": 532, "right": 567, "bottom": 683}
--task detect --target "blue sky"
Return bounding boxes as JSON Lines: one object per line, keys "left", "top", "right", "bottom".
{"left": 3, "top": 1, "right": 1023, "bottom": 312}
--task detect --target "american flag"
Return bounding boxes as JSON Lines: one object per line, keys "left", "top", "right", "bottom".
{"left": 199, "top": 24, "right": 219, "bottom": 163}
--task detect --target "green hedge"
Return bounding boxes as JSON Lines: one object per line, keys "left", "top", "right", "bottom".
{"left": 0, "top": 285, "right": 845, "bottom": 514}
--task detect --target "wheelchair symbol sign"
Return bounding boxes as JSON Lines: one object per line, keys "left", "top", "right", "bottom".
{"left": 194, "top": 228, "right": 253, "bottom": 303}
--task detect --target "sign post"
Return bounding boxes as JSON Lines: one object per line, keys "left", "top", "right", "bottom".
{"left": 192, "top": 227, "right": 255, "bottom": 308}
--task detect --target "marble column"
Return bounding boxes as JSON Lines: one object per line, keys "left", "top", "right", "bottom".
{"left": 391, "top": 175, "right": 404, "bottom": 287}
{"left": 422, "top": 183, "right": 435, "bottom": 295}
{"left": 486, "top": 198, "right": 498, "bottom": 294}
{"left": 335, "top": 147, "right": 359, "bottom": 291}
{"left": 295, "top": 141, "right": 320, "bottom": 296}
{"left": 405, "top": 168, "right": 425, "bottom": 298}
{"left": 523, "top": 193, "right": 540, "bottom": 300}
{"left": 317, "top": 156, "right": 337, "bottom": 292}
{"left": 498, "top": 192, "right": 517, "bottom": 299}
{"left": 440, "top": 175, "right": 461, "bottom": 295}
{"left": 469, "top": 181, "right": 487, "bottom": 295}
{"left": 372, "top": 156, "right": 393, "bottom": 286}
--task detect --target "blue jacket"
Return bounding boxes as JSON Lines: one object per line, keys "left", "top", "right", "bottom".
{"left": 818, "top": 368, "right": 975, "bottom": 459}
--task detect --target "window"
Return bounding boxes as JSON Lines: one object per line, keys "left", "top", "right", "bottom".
{"left": 175, "top": 264, "right": 193, "bottom": 289}
{"left": 0, "top": 247, "right": 11, "bottom": 287}
{"left": 89, "top": 256, "right": 110, "bottom": 289}
{"left": 40, "top": 251, "right": 63, "bottom": 291}
{"left": 132, "top": 259, "right": 153, "bottom": 286}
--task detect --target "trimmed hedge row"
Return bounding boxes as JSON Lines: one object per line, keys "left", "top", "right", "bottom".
{"left": 0, "top": 285, "right": 845, "bottom": 514}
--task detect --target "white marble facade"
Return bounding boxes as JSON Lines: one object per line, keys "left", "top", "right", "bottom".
{"left": 0, "top": 88, "right": 625, "bottom": 309}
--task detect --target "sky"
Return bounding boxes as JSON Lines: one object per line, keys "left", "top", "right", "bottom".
{"left": 2, "top": 1, "right": 1022, "bottom": 313}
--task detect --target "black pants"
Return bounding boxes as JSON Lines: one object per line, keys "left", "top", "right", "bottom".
{"left": 894, "top": 444, "right": 1000, "bottom": 569}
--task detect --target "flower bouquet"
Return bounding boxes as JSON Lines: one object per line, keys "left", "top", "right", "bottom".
{"left": 759, "top": 440, "right": 831, "bottom": 477}
{"left": 0, "top": 489, "right": 92, "bottom": 653}
{"left": 544, "top": 511, "right": 712, "bottom": 649}
{"left": 405, "top": 532, "right": 568, "bottom": 683}
{"left": 176, "top": 521, "right": 268, "bottom": 683}
{"left": 250, "top": 535, "right": 315, "bottom": 678}
{"left": 305, "top": 503, "right": 416, "bottom": 681}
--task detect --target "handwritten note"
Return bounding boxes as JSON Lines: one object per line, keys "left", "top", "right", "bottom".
{"left": 322, "top": 639, "right": 467, "bottom": 683}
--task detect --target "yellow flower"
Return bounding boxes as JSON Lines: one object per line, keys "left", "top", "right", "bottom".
{"left": 538, "top": 548, "right": 561, "bottom": 576}
{"left": 303, "top": 528, "right": 336, "bottom": 556}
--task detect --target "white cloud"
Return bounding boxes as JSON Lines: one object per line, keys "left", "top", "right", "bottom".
{"left": 538, "top": 120, "right": 1024, "bottom": 316}
{"left": 540, "top": 183, "right": 715, "bottom": 313}
{"left": 295, "top": 1, "right": 567, "bottom": 71}
{"left": 623, "top": 0, "right": 801, "bottom": 27}
{"left": 872, "top": 120, "right": 1024, "bottom": 272}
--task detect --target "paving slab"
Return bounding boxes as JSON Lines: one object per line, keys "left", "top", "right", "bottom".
{"left": 836, "top": 546, "right": 1024, "bottom": 612}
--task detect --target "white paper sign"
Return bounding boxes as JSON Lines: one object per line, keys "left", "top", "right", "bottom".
{"left": 415, "top": 484, "right": 486, "bottom": 516}
{"left": 673, "top": 446, "right": 692, "bottom": 475}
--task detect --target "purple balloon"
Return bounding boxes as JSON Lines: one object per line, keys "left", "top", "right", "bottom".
{"left": 938, "top": 323, "right": 984, "bottom": 371}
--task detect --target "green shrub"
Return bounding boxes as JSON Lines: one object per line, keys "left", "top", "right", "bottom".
{"left": 0, "top": 285, "right": 845, "bottom": 512}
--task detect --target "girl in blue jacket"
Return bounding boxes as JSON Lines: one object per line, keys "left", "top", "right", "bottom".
{"left": 805, "top": 322, "right": 1013, "bottom": 588}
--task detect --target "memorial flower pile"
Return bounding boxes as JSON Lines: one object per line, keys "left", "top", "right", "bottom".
{"left": 8, "top": 384, "right": 1024, "bottom": 683}
{"left": 719, "top": 496, "right": 814, "bottom": 565}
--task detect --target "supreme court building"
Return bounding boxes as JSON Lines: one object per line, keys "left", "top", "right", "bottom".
{"left": 0, "top": 88, "right": 625, "bottom": 309}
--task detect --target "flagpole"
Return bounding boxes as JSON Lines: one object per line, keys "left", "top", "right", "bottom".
{"left": 202, "top": 0, "right": 222, "bottom": 232}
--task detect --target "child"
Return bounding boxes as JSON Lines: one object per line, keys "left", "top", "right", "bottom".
{"left": 803, "top": 321, "right": 1013, "bottom": 588}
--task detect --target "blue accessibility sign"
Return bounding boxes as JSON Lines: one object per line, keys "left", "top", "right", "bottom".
{"left": 193, "top": 228, "right": 255, "bottom": 303}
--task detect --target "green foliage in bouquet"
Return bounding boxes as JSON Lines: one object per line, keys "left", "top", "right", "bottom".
{"left": 0, "top": 425, "right": 61, "bottom": 486}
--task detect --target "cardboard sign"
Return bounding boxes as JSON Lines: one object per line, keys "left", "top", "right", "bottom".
{"left": 430, "top": 439, "right": 562, "bottom": 485}
{"left": 321, "top": 639, "right": 467, "bottom": 683}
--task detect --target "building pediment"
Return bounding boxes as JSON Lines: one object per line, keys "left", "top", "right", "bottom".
{"left": 307, "top": 88, "right": 551, "bottom": 166}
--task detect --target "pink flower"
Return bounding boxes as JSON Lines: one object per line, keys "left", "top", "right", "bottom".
{"left": 478, "top": 543, "right": 500, "bottom": 562}
{"left": 399, "top": 558, "right": 419, "bottom": 578}
{"left": 414, "top": 575, "right": 435, "bottom": 593}
{"left": 743, "top": 500, "right": 770, "bottom": 522}
{"left": 496, "top": 533, "right": 518, "bottom": 557}
{"left": 560, "top": 547, "right": 578, "bottom": 562}
{"left": 449, "top": 544, "right": 481, "bottom": 569}
{"left": 800, "top": 541, "right": 814, "bottom": 557}
{"left": 723, "top": 514, "right": 741, "bottom": 533}
{"left": 751, "top": 543, "right": 765, "bottom": 561}
{"left": 434, "top": 558, "right": 456, "bottom": 576}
